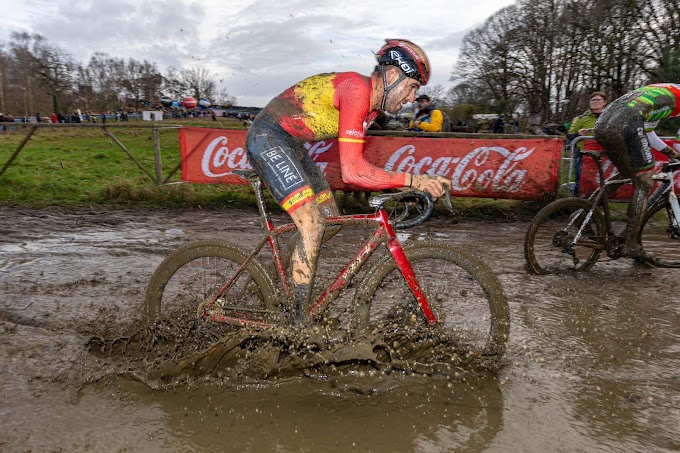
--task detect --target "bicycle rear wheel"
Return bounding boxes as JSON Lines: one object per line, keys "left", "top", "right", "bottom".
{"left": 352, "top": 243, "right": 509, "bottom": 358}
{"left": 524, "top": 197, "right": 606, "bottom": 274}
{"left": 639, "top": 198, "right": 680, "bottom": 267}
{"left": 144, "top": 240, "right": 280, "bottom": 327}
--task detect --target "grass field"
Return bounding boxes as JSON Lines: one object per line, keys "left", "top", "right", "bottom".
{"left": 0, "top": 118, "right": 550, "bottom": 219}
{"left": 0, "top": 118, "right": 265, "bottom": 208}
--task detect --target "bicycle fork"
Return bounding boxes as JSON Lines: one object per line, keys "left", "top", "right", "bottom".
{"left": 384, "top": 228, "right": 437, "bottom": 325}
{"left": 652, "top": 171, "right": 680, "bottom": 235}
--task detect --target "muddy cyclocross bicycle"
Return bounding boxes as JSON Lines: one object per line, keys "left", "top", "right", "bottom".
{"left": 144, "top": 170, "right": 510, "bottom": 358}
{"left": 524, "top": 148, "right": 680, "bottom": 274}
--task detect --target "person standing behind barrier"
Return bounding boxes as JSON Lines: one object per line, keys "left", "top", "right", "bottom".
{"left": 567, "top": 91, "right": 608, "bottom": 195}
{"left": 491, "top": 114, "right": 505, "bottom": 133}
{"left": 593, "top": 83, "right": 680, "bottom": 260}
{"left": 408, "top": 94, "right": 443, "bottom": 132}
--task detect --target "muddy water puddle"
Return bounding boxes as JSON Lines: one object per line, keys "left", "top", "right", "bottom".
{"left": 1, "top": 206, "right": 679, "bottom": 452}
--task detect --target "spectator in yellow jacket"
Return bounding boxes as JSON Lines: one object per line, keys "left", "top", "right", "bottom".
{"left": 408, "top": 94, "right": 443, "bottom": 132}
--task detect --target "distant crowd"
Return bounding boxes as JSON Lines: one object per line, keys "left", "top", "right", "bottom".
{"left": 0, "top": 108, "right": 258, "bottom": 127}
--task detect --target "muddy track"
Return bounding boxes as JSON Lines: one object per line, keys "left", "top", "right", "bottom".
{"left": 1, "top": 205, "right": 678, "bottom": 452}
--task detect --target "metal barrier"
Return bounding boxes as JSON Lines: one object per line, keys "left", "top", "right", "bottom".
{"left": 0, "top": 122, "right": 182, "bottom": 184}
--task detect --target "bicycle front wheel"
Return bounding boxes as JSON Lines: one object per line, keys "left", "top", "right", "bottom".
{"left": 639, "top": 198, "right": 680, "bottom": 267}
{"left": 353, "top": 243, "right": 509, "bottom": 358}
{"left": 524, "top": 197, "right": 606, "bottom": 274}
{"left": 144, "top": 240, "right": 279, "bottom": 327}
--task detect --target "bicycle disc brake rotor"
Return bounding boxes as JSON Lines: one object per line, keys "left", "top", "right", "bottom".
{"left": 668, "top": 224, "right": 680, "bottom": 240}
{"left": 551, "top": 230, "right": 572, "bottom": 248}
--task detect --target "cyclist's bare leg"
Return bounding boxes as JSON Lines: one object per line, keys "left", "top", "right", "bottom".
{"left": 288, "top": 201, "right": 331, "bottom": 324}
{"left": 620, "top": 170, "right": 654, "bottom": 258}
{"left": 278, "top": 199, "right": 341, "bottom": 275}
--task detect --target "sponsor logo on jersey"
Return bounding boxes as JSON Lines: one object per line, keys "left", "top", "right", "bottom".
{"left": 282, "top": 186, "right": 315, "bottom": 213}
{"left": 315, "top": 190, "right": 333, "bottom": 205}
{"left": 389, "top": 50, "right": 415, "bottom": 76}
{"left": 650, "top": 105, "right": 671, "bottom": 116}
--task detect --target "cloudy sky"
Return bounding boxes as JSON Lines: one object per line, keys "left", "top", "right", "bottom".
{"left": 3, "top": 0, "right": 515, "bottom": 107}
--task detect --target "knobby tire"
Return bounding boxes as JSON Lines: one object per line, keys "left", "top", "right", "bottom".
{"left": 639, "top": 198, "right": 680, "bottom": 268}
{"left": 352, "top": 243, "right": 510, "bottom": 358}
{"left": 524, "top": 197, "right": 606, "bottom": 274}
{"left": 144, "top": 240, "right": 278, "bottom": 327}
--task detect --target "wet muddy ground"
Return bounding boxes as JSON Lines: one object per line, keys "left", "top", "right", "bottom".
{"left": 1, "top": 205, "right": 678, "bottom": 452}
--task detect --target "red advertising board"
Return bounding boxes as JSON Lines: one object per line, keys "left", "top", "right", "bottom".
{"left": 179, "top": 127, "right": 564, "bottom": 201}
{"left": 578, "top": 139, "right": 680, "bottom": 200}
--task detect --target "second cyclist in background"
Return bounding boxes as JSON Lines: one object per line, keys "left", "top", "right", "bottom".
{"left": 593, "top": 83, "right": 680, "bottom": 260}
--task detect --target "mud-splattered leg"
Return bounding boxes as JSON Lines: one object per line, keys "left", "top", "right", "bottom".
{"left": 288, "top": 201, "right": 330, "bottom": 324}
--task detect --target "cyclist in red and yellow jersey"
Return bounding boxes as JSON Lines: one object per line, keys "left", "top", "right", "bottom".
{"left": 593, "top": 83, "right": 680, "bottom": 260}
{"left": 246, "top": 39, "right": 449, "bottom": 324}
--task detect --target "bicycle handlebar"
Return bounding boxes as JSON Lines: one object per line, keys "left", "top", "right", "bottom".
{"left": 663, "top": 158, "right": 680, "bottom": 172}
{"left": 368, "top": 189, "right": 457, "bottom": 230}
{"left": 368, "top": 189, "right": 433, "bottom": 229}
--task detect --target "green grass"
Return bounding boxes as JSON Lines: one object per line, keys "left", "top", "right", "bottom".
{"left": 0, "top": 119, "right": 258, "bottom": 208}
{"left": 0, "top": 120, "right": 548, "bottom": 219}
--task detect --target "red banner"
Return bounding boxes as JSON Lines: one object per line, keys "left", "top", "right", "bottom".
{"left": 578, "top": 139, "right": 680, "bottom": 200}
{"left": 179, "top": 127, "right": 564, "bottom": 200}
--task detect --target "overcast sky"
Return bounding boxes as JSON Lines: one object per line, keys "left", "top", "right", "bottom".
{"left": 3, "top": 0, "right": 515, "bottom": 107}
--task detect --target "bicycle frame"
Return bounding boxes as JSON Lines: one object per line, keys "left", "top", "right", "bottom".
{"left": 651, "top": 165, "right": 680, "bottom": 228}
{"left": 568, "top": 151, "right": 680, "bottom": 251}
{"left": 201, "top": 175, "right": 438, "bottom": 328}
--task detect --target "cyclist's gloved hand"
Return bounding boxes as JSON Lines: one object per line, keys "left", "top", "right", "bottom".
{"left": 411, "top": 175, "right": 451, "bottom": 200}
{"left": 661, "top": 145, "right": 680, "bottom": 160}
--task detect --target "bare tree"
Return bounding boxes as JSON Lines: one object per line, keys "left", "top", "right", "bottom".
{"left": 119, "top": 58, "right": 163, "bottom": 108}
{"left": 180, "top": 67, "right": 216, "bottom": 101}
{"left": 452, "top": 6, "right": 523, "bottom": 114}
{"left": 638, "top": 0, "right": 680, "bottom": 82}
{"left": 417, "top": 84, "right": 447, "bottom": 105}
{"left": 79, "top": 52, "right": 127, "bottom": 111}
{"left": 0, "top": 47, "right": 9, "bottom": 113}
{"left": 9, "top": 32, "right": 76, "bottom": 115}
{"left": 450, "top": 0, "right": 665, "bottom": 123}
{"left": 214, "top": 87, "right": 237, "bottom": 107}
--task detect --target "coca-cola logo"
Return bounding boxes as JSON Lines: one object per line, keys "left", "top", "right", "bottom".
{"left": 303, "top": 141, "right": 333, "bottom": 175}
{"left": 200, "top": 136, "right": 333, "bottom": 177}
{"left": 385, "top": 145, "right": 535, "bottom": 193}
{"left": 201, "top": 136, "right": 251, "bottom": 177}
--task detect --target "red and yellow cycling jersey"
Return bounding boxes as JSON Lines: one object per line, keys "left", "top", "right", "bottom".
{"left": 264, "top": 72, "right": 374, "bottom": 141}
{"left": 261, "top": 72, "right": 408, "bottom": 189}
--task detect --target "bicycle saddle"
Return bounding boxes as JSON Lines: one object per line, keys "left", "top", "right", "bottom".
{"left": 233, "top": 170, "right": 259, "bottom": 180}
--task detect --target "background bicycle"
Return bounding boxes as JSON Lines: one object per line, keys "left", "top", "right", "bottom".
{"left": 525, "top": 148, "right": 680, "bottom": 274}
